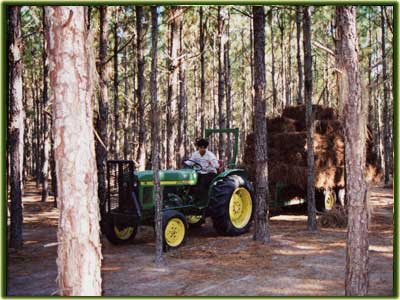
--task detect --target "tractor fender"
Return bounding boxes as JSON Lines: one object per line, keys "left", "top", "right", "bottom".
{"left": 208, "top": 169, "right": 249, "bottom": 197}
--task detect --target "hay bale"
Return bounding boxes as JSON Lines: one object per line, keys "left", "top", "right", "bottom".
{"left": 319, "top": 207, "right": 347, "bottom": 228}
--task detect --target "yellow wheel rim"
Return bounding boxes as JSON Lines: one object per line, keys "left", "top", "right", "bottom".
{"left": 229, "top": 187, "right": 252, "bottom": 229}
{"left": 114, "top": 226, "right": 134, "bottom": 240}
{"left": 164, "top": 218, "right": 186, "bottom": 247}
{"left": 325, "top": 191, "right": 335, "bottom": 210}
{"left": 186, "top": 215, "right": 202, "bottom": 224}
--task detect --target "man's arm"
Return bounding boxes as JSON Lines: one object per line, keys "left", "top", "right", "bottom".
{"left": 208, "top": 151, "right": 219, "bottom": 169}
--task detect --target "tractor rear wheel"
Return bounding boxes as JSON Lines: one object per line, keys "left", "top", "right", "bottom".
{"left": 103, "top": 215, "right": 137, "bottom": 245}
{"left": 209, "top": 175, "right": 254, "bottom": 236}
{"left": 163, "top": 210, "right": 188, "bottom": 251}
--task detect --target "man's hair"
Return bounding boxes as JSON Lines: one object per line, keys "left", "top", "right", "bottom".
{"left": 196, "top": 138, "right": 209, "bottom": 148}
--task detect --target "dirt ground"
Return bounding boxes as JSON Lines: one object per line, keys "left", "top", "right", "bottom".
{"left": 7, "top": 181, "right": 394, "bottom": 296}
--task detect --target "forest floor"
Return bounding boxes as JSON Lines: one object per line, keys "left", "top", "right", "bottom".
{"left": 7, "top": 181, "right": 394, "bottom": 296}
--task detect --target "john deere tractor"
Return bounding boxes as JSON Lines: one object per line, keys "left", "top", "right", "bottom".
{"left": 101, "top": 128, "right": 254, "bottom": 250}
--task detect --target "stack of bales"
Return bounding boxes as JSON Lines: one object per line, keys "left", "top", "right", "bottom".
{"left": 244, "top": 104, "right": 381, "bottom": 191}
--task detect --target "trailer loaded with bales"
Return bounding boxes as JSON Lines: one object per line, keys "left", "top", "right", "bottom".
{"left": 243, "top": 104, "right": 382, "bottom": 214}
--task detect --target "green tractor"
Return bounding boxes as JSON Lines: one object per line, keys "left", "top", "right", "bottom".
{"left": 101, "top": 128, "right": 255, "bottom": 250}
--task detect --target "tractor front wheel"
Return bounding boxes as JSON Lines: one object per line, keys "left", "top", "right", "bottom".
{"left": 163, "top": 210, "right": 188, "bottom": 251}
{"left": 186, "top": 215, "right": 205, "bottom": 228}
{"left": 103, "top": 215, "right": 137, "bottom": 245}
{"left": 209, "top": 175, "right": 254, "bottom": 236}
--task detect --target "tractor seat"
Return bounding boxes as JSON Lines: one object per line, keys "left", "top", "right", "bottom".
{"left": 217, "top": 160, "right": 225, "bottom": 173}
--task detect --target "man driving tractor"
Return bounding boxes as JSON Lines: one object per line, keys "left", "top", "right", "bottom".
{"left": 185, "top": 138, "right": 219, "bottom": 199}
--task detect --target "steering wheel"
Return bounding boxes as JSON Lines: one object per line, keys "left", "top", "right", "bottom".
{"left": 182, "top": 159, "right": 203, "bottom": 172}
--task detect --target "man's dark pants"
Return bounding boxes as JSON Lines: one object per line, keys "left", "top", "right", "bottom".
{"left": 191, "top": 173, "right": 216, "bottom": 202}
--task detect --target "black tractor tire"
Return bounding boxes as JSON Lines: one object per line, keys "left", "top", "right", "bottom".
{"left": 163, "top": 210, "right": 188, "bottom": 251}
{"left": 209, "top": 175, "right": 255, "bottom": 236}
{"left": 102, "top": 214, "right": 137, "bottom": 245}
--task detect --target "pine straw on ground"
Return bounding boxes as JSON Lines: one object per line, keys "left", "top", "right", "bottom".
{"left": 319, "top": 207, "right": 348, "bottom": 228}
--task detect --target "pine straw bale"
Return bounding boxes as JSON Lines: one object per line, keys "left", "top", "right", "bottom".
{"left": 269, "top": 132, "right": 307, "bottom": 151}
{"left": 268, "top": 163, "right": 307, "bottom": 187}
{"left": 267, "top": 117, "right": 298, "bottom": 133}
{"left": 319, "top": 207, "right": 348, "bottom": 228}
{"left": 315, "top": 120, "right": 342, "bottom": 135}
{"left": 314, "top": 166, "right": 344, "bottom": 189}
{"left": 365, "top": 164, "right": 384, "bottom": 184}
{"left": 282, "top": 104, "right": 338, "bottom": 123}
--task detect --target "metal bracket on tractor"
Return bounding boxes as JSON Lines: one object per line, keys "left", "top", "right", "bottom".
{"left": 105, "top": 160, "right": 142, "bottom": 225}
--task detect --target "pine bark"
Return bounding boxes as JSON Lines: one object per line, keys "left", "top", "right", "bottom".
{"left": 269, "top": 10, "right": 277, "bottom": 115}
{"left": 296, "top": 6, "right": 303, "bottom": 105}
{"left": 150, "top": 6, "right": 163, "bottom": 265}
{"left": 225, "top": 10, "right": 232, "bottom": 163}
{"left": 8, "top": 6, "right": 24, "bottom": 249}
{"left": 96, "top": 6, "right": 109, "bottom": 216}
{"left": 136, "top": 6, "right": 146, "bottom": 170}
{"left": 41, "top": 7, "right": 50, "bottom": 202}
{"left": 279, "top": 12, "right": 287, "bottom": 108}
{"left": 303, "top": 7, "right": 317, "bottom": 231}
{"left": 113, "top": 8, "right": 120, "bottom": 159}
{"left": 381, "top": 6, "right": 391, "bottom": 184}
{"left": 217, "top": 7, "right": 226, "bottom": 159}
{"left": 177, "top": 15, "right": 186, "bottom": 164}
{"left": 240, "top": 28, "right": 248, "bottom": 162}
{"left": 45, "top": 6, "right": 102, "bottom": 296}
{"left": 123, "top": 23, "right": 130, "bottom": 161}
{"left": 199, "top": 7, "right": 206, "bottom": 136}
{"left": 336, "top": 6, "right": 369, "bottom": 296}
{"left": 166, "top": 7, "right": 181, "bottom": 169}
{"left": 252, "top": 6, "right": 270, "bottom": 244}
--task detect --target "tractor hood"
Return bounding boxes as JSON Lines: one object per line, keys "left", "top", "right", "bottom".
{"left": 136, "top": 169, "right": 198, "bottom": 186}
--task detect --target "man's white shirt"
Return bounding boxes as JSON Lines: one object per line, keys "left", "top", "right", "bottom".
{"left": 188, "top": 150, "right": 219, "bottom": 174}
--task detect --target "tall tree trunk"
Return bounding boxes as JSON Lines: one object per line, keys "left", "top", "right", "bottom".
{"left": 41, "top": 7, "right": 50, "bottom": 202}
{"left": 113, "top": 8, "right": 120, "bottom": 160}
{"left": 268, "top": 10, "right": 277, "bottom": 115}
{"left": 96, "top": 6, "right": 109, "bottom": 217}
{"left": 217, "top": 6, "right": 226, "bottom": 159}
{"left": 150, "top": 6, "right": 163, "bottom": 265}
{"left": 8, "top": 6, "right": 24, "bottom": 249}
{"left": 123, "top": 17, "right": 130, "bottom": 161}
{"left": 240, "top": 28, "right": 248, "bottom": 162}
{"left": 166, "top": 7, "right": 181, "bottom": 169}
{"left": 287, "top": 15, "right": 293, "bottom": 106}
{"left": 225, "top": 9, "right": 232, "bottom": 163}
{"left": 50, "top": 121, "right": 58, "bottom": 207}
{"left": 199, "top": 7, "right": 206, "bottom": 136}
{"left": 136, "top": 6, "right": 146, "bottom": 170}
{"left": 212, "top": 32, "right": 218, "bottom": 134}
{"left": 177, "top": 15, "right": 186, "bottom": 164}
{"left": 45, "top": 6, "right": 102, "bottom": 295}
{"left": 250, "top": 15, "right": 255, "bottom": 121}
{"left": 381, "top": 6, "right": 391, "bottom": 185}
{"left": 252, "top": 6, "right": 270, "bottom": 244}
{"left": 336, "top": 6, "right": 369, "bottom": 296}
{"left": 296, "top": 6, "right": 303, "bottom": 105}
{"left": 303, "top": 7, "right": 317, "bottom": 231}
{"left": 279, "top": 12, "right": 287, "bottom": 109}
{"left": 367, "top": 10, "right": 373, "bottom": 134}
